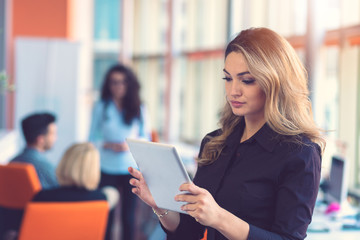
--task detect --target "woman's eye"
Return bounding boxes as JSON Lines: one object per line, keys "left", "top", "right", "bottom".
{"left": 222, "top": 77, "right": 232, "bottom": 82}
{"left": 242, "top": 79, "right": 255, "bottom": 84}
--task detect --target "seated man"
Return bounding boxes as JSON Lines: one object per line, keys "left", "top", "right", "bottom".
{"left": 10, "top": 112, "right": 58, "bottom": 189}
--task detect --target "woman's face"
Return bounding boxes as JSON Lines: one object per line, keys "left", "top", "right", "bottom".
{"left": 224, "top": 52, "right": 266, "bottom": 122}
{"left": 109, "top": 72, "right": 127, "bottom": 101}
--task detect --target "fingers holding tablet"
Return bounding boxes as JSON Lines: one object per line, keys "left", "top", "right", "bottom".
{"left": 126, "top": 139, "right": 192, "bottom": 214}
{"left": 128, "top": 167, "right": 157, "bottom": 208}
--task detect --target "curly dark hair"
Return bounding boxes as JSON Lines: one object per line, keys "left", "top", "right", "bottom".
{"left": 100, "top": 64, "right": 141, "bottom": 125}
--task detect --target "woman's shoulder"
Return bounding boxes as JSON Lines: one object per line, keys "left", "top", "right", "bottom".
{"left": 92, "top": 100, "right": 106, "bottom": 112}
{"left": 94, "top": 99, "right": 108, "bottom": 108}
{"left": 205, "top": 128, "right": 223, "bottom": 138}
{"left": 282, "top": 134, "right": 319, "bottom": 149}
{"left": 92, "top": 100, "right": 116, "bottom": 116}
{"left": 199, "top": 128, "right": 222, "bottom": 147}
{"left": 277, "top": 134, "right": 321, "bottom": 163}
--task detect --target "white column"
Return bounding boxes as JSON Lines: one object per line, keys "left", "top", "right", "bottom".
{"left": 70, "top": 0, "right": 95, "bottom": 141}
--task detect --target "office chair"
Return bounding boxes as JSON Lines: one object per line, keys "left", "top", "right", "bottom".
{"left": 18, "top": 201, "right": 109, "bottom": 240}
{"left": 0, "top": 163, "right": 42, "bottom": 236}
{"left": 0, "top": 162, "right": 42, "bottom": 209}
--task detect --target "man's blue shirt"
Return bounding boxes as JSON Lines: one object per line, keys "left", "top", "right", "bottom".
{"left": 10, "top": 147, "right": 58, "bottom": 189}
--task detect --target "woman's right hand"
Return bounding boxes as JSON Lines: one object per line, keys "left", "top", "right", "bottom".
{"left": 128, "top": 167, "right": 157, "bottom": 208}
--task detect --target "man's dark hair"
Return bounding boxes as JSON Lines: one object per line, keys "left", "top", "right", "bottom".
{"left": 21, "top": 112, "right": 56, "bottom": 144}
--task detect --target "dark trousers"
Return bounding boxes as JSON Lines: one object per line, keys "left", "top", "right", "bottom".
{"left": 0, "top": 207, "right": 24, "bottom": 239}
{"left": 100, "top": 172, "right": 137, "bottom": 240}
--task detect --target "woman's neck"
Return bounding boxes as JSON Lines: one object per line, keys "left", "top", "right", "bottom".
{"left": 112, "top": 98, "right": 123, "bottom": 110}
{"left": 241, "top": 117, "right": 266, "bottom": 143}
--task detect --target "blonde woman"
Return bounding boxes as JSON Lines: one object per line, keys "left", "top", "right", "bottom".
{"left": 32, "top": 143, "right": 118, "bottom": 210}
{"left": 129, "top": 27, "right": 324, "bottom": 240}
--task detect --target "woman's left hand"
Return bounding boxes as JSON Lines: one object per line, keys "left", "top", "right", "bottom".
{"left": 175, "top": 183, "right": 223, "bottom": 228}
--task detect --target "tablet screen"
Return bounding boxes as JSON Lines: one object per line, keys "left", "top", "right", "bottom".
{"left": 127, "top": 138, "right": 192, "bottom": 214}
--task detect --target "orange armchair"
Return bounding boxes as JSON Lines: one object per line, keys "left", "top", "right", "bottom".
{"left": 0, "top": 162, "right": 41, "bottom": 209}
{"left": 18, "top": 201, "right": 109, "bottom": 240}
{"left": 0, "top": 163, "right": 42, "bottom": 237}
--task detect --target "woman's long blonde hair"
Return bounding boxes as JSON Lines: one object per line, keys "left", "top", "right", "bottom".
{"left": 56, "top": 142, "right": 101, "bottom": 190}
{"left": 198, "top": 27, "right": 325, "bottom": 166}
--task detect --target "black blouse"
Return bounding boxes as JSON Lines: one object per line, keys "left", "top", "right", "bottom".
{"left": 163, "top": 121, "right": 321, "bottom": 240}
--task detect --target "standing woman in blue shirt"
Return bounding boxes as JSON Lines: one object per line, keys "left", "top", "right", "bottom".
{"left": 129, "top": 28, "right": 325, "bottom": 240}
{"left": 89, "top": 64, "right": 151, "bottom": 240}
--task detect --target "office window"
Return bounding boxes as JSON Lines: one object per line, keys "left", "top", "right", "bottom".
{"left": 94, "top": 0, "right": 121, "bottom": 41}
{"left": 336, "top": 45, "right": 359, "bottom": 188}
{"left": 133, "top": 0, "right": 167, "bottom": 55}
{"left": 292, "top": 0, "right": 307, "bottom": 35}
{"left": 357, "top": 70, "right": 360, "bottom": 187}
{"left": 338, "top": 0, "right": 360, "bottom": 188}
{"left": 230, "top": 0, "right": 307, "bottom": 38}
{"left": 0, "top": 0, "right": 6, "bottom": 129}
{"left": 133, "top": 58, "right": 166, "bottom": 136}
{"left": 228, "top": 0, "right": 246, "bottom": 38}
{"left": 182, "top": 0, "right": 227, "bottom": 51}
{"left": 341, "top": 0, "right": 360, "bottom": 27}
{"left": 314, "top": 46, "right": 339, "bottom": 138}
{"left": 179, "top": 57, "right": 225, "bottom": 143}
{"left": 93, "top": 0, "right": 122, "bottom": 93}
{"left": 323, "top": 0, "right": 341, "bottom": 30}
{"left": 268, "top": 0, "right": 300, "bottom": 36}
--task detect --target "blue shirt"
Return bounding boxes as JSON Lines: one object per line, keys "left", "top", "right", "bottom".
{"left": 88, "top": 100, "right": 151, "bottom": 174}
{"left": 10, "top": 147, "right": 59, "bottom": 189}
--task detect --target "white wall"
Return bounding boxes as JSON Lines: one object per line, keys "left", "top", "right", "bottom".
{"left": 15, "top": 38, "right": 80, "bottom": 164}
{"left": 0, "top": 130, "right": 18, "bottom": 164}
{"left": 71, "top": 0, "right": 95, "bottom": 142}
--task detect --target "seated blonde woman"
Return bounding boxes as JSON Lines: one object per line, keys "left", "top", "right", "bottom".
{"left": 32, "top": 142, "right": 119, "bottom": 209}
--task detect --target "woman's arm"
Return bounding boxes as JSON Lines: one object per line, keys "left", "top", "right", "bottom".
{"left": 249, "top": 143, "right": 321, "bottom": 239}
{"left": 128, "top": 167, "right": 181, "bottom": 231}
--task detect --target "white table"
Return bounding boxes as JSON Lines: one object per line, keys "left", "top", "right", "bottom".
{"left": 307, "top": 230, "right": 360, "bottom": 240}
{"left": 307, "top": 210, "right": 360, "bottom": 240}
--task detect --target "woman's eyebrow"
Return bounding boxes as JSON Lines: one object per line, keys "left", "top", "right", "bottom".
{"left": 223, "top": 69, "right": 251, "bottom": 76}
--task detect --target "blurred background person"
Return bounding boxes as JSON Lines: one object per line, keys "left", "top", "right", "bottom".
{"left": 32, "top": 142, "right": 118, "bottom": 208}
{"left": 2, "top": 112, "right": 58, "bottom": 240}
{"left": 10, "top": 112, "right": 58, "bottom": 189}
{"left": 32, "top": 142, "right": 119, "bottom": 240}
{"left": 89, "top": 63, "right": 151, "bottom": 240}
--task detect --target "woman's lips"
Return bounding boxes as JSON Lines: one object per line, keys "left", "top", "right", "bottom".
{"left": 230, "top": 101, "right": 245, "bottom": 108}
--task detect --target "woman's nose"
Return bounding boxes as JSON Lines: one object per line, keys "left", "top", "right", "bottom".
{"left": 230, "top": 80, "right": 242, "bottom": 96}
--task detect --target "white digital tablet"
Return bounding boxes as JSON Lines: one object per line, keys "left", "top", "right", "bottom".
{"left": 126, "top": 138, "right": 192, "bottom": 214}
